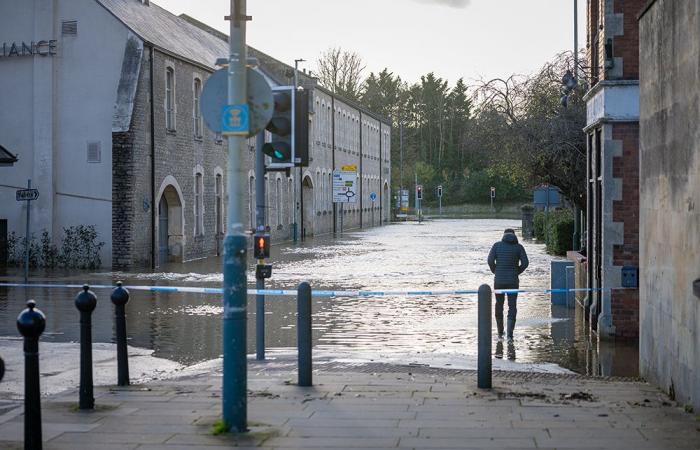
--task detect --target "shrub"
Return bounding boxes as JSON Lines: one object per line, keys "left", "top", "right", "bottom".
{"left": 533, "top": 211, "right": 546, "bottom": 241}
{"left": 6, "top": 225, "right": 104, "bottom": 269}
{"left": 546, "top": 209, "right": 574, "bottom": 255}
{"left": 532, "top": 209, "right": 575, "bottom": 255}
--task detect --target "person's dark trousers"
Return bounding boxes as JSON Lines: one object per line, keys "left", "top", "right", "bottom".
{"left": 495, "top": 283, "right": 518, "bottom": 338}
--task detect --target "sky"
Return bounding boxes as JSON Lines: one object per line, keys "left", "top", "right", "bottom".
{"left": 155, "top": 0, "right": 587, "bottom": 86}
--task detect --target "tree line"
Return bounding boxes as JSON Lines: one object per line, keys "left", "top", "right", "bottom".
{"left": 315, "top": 47, "right": 586, "bottom": 208}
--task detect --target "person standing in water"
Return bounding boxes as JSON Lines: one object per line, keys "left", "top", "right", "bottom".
{"left": 487, "top": 228, "right": 529, "bottom": 340}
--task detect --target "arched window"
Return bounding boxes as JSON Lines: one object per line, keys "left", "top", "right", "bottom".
{"left": 165, "top": 67, "right": 175, "bottom": 130}
{"left": 193, "top": 78, "right": 202, "bottom": 138}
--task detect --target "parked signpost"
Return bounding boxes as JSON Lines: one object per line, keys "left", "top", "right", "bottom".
{"left": 16, "top": 180, "right": 39, "bottom": 284}
{"left": 333, "top": 165, "right": 357, "bottom": 234}
{"left": 370, "top": 191, "right": 377, "bottom": 226}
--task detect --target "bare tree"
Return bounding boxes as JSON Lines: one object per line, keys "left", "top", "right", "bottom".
{"left": 316, "top": 47, "right": 366, "bottom": 101}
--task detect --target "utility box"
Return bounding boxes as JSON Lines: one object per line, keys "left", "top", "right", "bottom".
{"left": 621, "top": 266, "right": 639, "bottom": 288}
{"left": 551, "top": 260, "right": 575, "bottom": 306}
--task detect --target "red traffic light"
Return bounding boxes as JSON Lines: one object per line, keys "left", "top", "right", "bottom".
{"left": 253, "top": 234, "right": 271, "bottom": 259}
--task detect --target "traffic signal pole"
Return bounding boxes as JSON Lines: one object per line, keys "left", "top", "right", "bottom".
{"left": 255, "top": 131, "right": 266, "bottom": 361}
{"left": 223, "top": 0, "right": 248, "bottom": 432}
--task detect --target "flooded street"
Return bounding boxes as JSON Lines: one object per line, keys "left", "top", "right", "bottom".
{"left": 0, "top": 219, "right": 638, "bottom": 377}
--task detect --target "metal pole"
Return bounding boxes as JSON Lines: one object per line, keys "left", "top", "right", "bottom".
{"left": 574, "top": 0, "right": 579, "bottom": 81}
{"left": 340, "top": 203, "right": 344, "bottom": 234}
{"left": 399, "top": 123, "right": 404, "bottom": 190}
{"left": 439, "top": 195, "right": 442, "bottom": 215}
{"left": 17, "top": 300, "right": 45, "bottom": 450}
{"left": 297, "top": 282, "right": 312, "bottom": 387}
{"left": 24, "top": 179, "right": 30, "bottom": 285}
{"left": 477, "top": 284, "right": 492, "bottom": 389}
{"left": 223, "top": 0, "right": 248, "bottom": 432}
{"left": 111, "top": 282, "right": 130, "bottom": 386}
{"left": 292, "top": 59, "right": 304, "bottom": 243}
{"left": 255, "top": 132, "right": 266, "bottom": 361}
{"left": 75, "top": 286, "right": 96, "bottom": 410}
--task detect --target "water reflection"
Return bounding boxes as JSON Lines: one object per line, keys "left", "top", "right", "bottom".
{"left": 0, "top": 219, "right": 638, "bottom": 376}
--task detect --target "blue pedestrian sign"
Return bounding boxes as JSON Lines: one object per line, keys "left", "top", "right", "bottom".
{"left": 370, "top": 192, "right": 377, "bottom": 202}
{"left": 221, "top": 104, "right": 250, "bottom": 136}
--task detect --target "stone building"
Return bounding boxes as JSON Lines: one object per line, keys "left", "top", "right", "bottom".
{"left": 638, "top": 0, "right": 699, "bottom": 413}
{"left": 0, "top": 0, "right": 391, "bottom": 270}
{"left": 581, "top": 0, "right": 644, "bottom": 339}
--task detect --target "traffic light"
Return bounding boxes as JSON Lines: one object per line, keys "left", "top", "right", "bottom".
{"left": 437, "top": 185, "right": 443, "bottom": 198}
{"left": 253, "top": 233, "right": 270, "bottom": 259}
{"left": 416, "top": 185, "right": 423, "bottom": 200}
{"left": 263, "top": 87, "right": 294, "bottom": 167}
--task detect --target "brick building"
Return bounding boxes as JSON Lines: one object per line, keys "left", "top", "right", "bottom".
{"left": 0, "top": 0, "right": 391, "bottom": 270}
{"left": 581, "top": 0, "right": 644, "bottom": 339}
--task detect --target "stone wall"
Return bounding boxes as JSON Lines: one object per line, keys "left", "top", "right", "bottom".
{"left": 639, "top": 0, "right": 700, "bottom": 411}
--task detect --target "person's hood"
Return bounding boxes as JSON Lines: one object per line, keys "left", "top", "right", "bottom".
{"left": 502, "top": 233, "right": 519, "bottom": 244}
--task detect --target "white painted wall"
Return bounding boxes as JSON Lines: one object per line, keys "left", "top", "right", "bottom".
{"left": 0, "top": 0, "right": 133, "bottom": 267}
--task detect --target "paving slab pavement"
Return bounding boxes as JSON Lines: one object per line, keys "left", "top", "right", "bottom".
{"left": 0, "top": 360, "right": 698, "bottom": 449}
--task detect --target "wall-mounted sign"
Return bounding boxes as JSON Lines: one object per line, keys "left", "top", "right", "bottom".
{"left": 0, "top": 40, "right": 58, "bottom": 59}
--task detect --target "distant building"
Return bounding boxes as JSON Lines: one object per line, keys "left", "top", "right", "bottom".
{"left": 0, "top": 0, "right": 391, "bottom": 269}
{"left": 639, "top": 0, "right": 699, "bottom": 414}
{"left": 581, "top": 0, "right": 644, "bottom": 339}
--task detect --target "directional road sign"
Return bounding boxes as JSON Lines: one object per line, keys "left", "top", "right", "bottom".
{"left": 16, "top": 189, "right": 39, "bottom": 202}
{"left": 333, "top": 169, "right": 357, "bottom": 203}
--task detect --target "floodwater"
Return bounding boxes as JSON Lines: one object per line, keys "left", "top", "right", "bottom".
{"left": 0, "top": 219, "right": 638, "bottom": 377}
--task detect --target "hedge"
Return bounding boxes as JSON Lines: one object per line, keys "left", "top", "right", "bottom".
{"left": 533, "top": 209, "right": 574, "bottom": 256}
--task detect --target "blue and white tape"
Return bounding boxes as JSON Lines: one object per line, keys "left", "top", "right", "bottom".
{"left": 0, "top": 282, "right": 607, "bottom": 298}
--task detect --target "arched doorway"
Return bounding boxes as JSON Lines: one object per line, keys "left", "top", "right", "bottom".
{"left": 157, "top": 184, "right": 184, "bottom": 266}
{"left": 302, "top": 175, "right": 314, "bottom": 239}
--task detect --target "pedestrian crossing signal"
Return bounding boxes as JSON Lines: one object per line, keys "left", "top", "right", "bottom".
{"left": 416, "top": 185, "right": 423, "bottom": 200}
{"left": 253, "top": 233, "right": 270, "bottom": 259}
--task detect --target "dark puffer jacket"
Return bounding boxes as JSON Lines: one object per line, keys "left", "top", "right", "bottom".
{"left": 487, "top": 233, "right": 529, "bottom": 288}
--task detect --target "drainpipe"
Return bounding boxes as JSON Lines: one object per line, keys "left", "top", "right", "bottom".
{"left": 359, "top": 111, "right": 363, "bottom": 229}
{"left": 331, "top": 96, "right": 336, "bottom": 234}
{"left": 379, "top": 123, "right": 383, "bottom": 224}
{"left": 149, "top": 45, "right": 156, "bottom": 269}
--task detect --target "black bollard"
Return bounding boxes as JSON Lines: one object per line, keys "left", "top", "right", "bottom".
{"left": 110, "top": 282, "right": 130, "bottom": 386}
{"left": 477, "top": 284, "right": 492, "bottom": 389}
{"left": 75, "top": 285, "right": 97, "bottom": 410}
{"left": 297, "top": 282, "right": 312, "bottom": 387}
{"left": 17, "top": 300, "right": 46, "bottom": 450}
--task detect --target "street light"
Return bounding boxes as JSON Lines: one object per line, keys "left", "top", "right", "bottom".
{"left": 292, "top": 58, "right": 305, "bottom": 243}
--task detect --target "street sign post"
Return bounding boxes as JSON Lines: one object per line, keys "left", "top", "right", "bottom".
{"left": 370, "top": 192, "right": 377, "bottom": 226}
{"left": 16, "top": 181, "right": 38, "bottom": 284}
{"left": 437, "top": 185, "right": 443, "bottom": 215}
{"left": 490, "top": 186, "right": 496, "bottom": 212}
{"left": 333, "top": 167, "right": 357, "bottom": 234}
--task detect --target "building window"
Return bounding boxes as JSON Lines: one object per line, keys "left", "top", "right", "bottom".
{"left": 215, "top": 174, "right": 223, "bottom": 235}
{"left": 165, "top": 67, "right": 176, "bottom": 131}
{"left": 194, "top": 171, "right": 203, "bottom": 235}
{"left": 193, "top": 78, "right": 203, "bottom": 138}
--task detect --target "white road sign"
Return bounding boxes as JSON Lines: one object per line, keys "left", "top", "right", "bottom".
{"left": 332, "top": 169, "right": 357, "bottom": 203}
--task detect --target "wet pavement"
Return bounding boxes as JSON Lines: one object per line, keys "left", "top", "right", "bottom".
{"left": 0, "top": 219, "right": 638, "bottom": 377}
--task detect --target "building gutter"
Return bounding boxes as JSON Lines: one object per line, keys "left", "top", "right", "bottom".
{"left": 149, "top": 45, "right": 156, "bottom": 269}
{"left": 331, "top": 96, "right": 336, "bottom": 234}
{"left": 359, "top": 111, "right": 363, "bottom": 229}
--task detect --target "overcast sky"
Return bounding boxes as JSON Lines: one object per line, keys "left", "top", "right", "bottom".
{"left": 155, "top": 0, "right": 586, "bottom": 85}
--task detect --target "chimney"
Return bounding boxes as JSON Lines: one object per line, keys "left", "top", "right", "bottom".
{"left": 141, "top": 0, "right": 149, "bottom": 5}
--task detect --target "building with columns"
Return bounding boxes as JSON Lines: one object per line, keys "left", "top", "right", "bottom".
{"left": 0, "top": 0, "right": 391, "bottom": 270}
{"left": 582, "top": 0, "right": 644, "bottom": 339}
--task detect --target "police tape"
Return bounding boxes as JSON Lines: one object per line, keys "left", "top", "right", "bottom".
{"left": 0, "top": 282, "right": 607, "bottom": 298}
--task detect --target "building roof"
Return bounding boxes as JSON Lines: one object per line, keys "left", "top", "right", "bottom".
{"left": 97, "top": 0, "right": 228, "bottom": 69}
{"left": 98, "top": 0, "right": 391, "bottom": 126}
{"left": 0, "top": 144, "right": 18, "bottom": 166}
